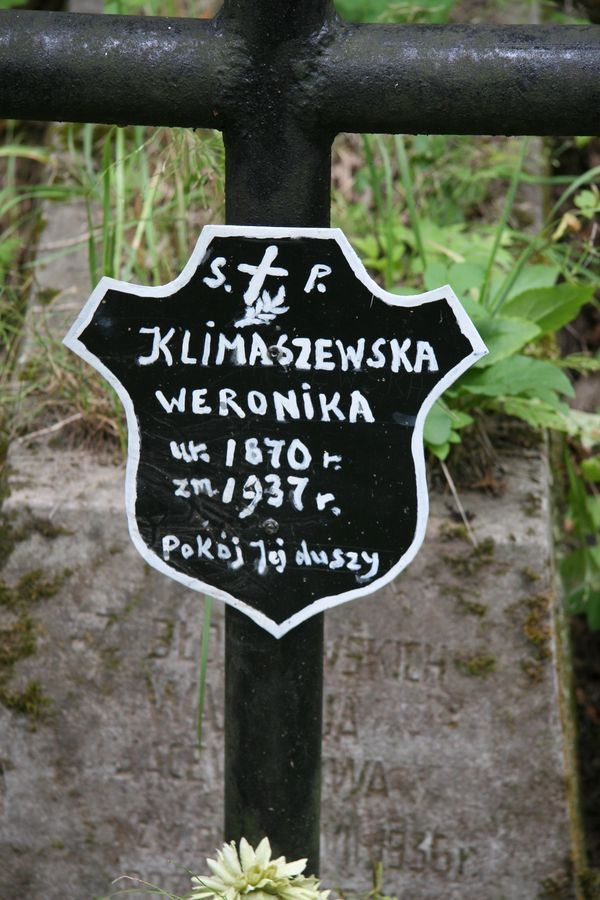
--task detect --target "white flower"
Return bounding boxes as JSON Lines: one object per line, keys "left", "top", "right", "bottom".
{"left": 189, "top": 837, "right": 330, "bottom": 900}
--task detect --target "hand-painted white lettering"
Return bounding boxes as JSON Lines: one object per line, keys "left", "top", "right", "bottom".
{"left": 247, "top": 390, "right": 268, "bottom": 415}
{"left": 291, "top": 337, "right": 312, "bottom": 370}
{"left": 135, "top": 328, "right": 439, "bottom": 374}
{"left": 217, "top": 540, "right": 231, "bottom": 560}
{"left": 264, "top": 438, "right": 285, "bottom": 468}
{"left": 173, "top": 478, "right": 218, "bottom": 498}
{"left": 173, "top": 479, "right": 190, "bottom": 498}
{"left": 138, "top": 326, "right": 175, "bottom": 366}
{"left": 196, "top": 536, "right": 215, "bottom": 559}
{"left": 319, "top": 392, "right": 345, "bottom": 422}
{"left": 335, "top": 338, "right": 365, "bottom": 371}
{"left": 238, "top": 245, "right": 288, "bottom": 306}
{"left": 248, "top": 332, "right": 273, "bottom": 366}
{"left": 314, "top": 338, "right": 335, "bottom": 371}
{"left": 169, "top": 441, "right": 209, "bottom": 463}
{"left": 191, "top": 389, "right": 212, "bottom": 415}
{"left": 181, "top": 330, "right": 197, "bottom": 364}
{"left": 162, "top": 535, "right": 180, "bottom": 560}
{"left": 222, "top": 477, "right": 236, "bottom": 503}
{"left": 268, "top": 539, "right": 287, "bottom": 573}
{"left": 218, "top": 388, "right": 246, "bottom": 418}
{"left": 357, "top": 551, "right": 380, "bottom": 582}
{"left": 390, "top": 337, "right": 413, "bottom": 373}
{"left": 265, "top": 474, "right": 284, "bottom": 507}
{"left": 304, "top": 263, "right": 332, "bottom": 294}
{"left": 190, "top": 478, "right": 218, "bottom": 497}
{"left": 202, "top": 256, "right": 227, "bottom": 289}
{"left": 273, "top": 390, "right": 301, "bottom": 421}
{"left": 225, "top": 439, "right": 236, "bottom": 467}
{"left": 229, "top": 536, "right": 244, "bottom": 570}
{"left": 301, "top": 383, "right": 315, "bottom": 419}
{"left": 201, "top": 326, "right": 213, "bottom": 366}
{"left": 316, "top": 492, "right": 336, "bottom": 511}
{"left": 330, "top": 548, "right": 346, "bottom": 569}
{"left": 349, "top": 390, "right": 375, "bottom": 423}
{"left": 155, "top": 385, "right": 375, "bottom": 422}
{"left": 215, "top": 333, "right": 246, "bottom": 366}
{"left": 163, "top": 531, "right": 246, "bottom": 568}
{"left": 245, "top": 438, "right": 263, "bottom": 465}
{"left": 287, "top": 438, "right": 311, "bottom": 471}
{"left": 414, "top": 340, "right": 439, "bottom": 373}
{"left": 274, "top": 334, "right": 293, "bottom": 365}
{"left": 295, "top": 540, "right": 380, "bottom": 582}
{"left": 239, "top": 475, "right": 263, "bottom": 519}
{"left": 287, "top": 476, "right": 309, "bottom": 510}
{"left": 249, "top": 539, "right": 268, "bottom": 575}
{"left": 346, "top": 551, "right": 360, "bottom": 571}
{"left": 322, "top": 451, "right": 342, "bottom": 470}
{"left": 366, "top": 337, "right": 386, "bottom": 368}
{"left": 156, "top": 387, "right": 186, "bottom": 413}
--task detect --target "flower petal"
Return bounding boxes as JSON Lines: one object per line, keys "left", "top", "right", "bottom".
{"left": 221, "top": 841, "right": 243, "bottom": 876}
{"left": 207, "top": 857, "right": 238, "bottom": 885}
{"left": 239, "top": 837, "right": 255, "bottom": 873}
{"left": 254, "top": 837, "right": 272, "bottom": 869}
{"left": 278, "top": 859, "right": 307, "bottom": 878}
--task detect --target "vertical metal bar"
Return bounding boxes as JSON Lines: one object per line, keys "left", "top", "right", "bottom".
{"left": 222, "top": 0, "right": 332, "bottom": 874}
{"left": 223, "top": 124, "right": 331, "bottom": 873}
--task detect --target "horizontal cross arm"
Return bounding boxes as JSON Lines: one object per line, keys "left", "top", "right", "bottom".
{"left": 318, "top": 24, "right": 600, "bottom": 136}
{"left": 0, "top": 10, "right": 227, "bottom": 128}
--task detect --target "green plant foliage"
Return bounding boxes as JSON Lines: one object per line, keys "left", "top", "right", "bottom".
{"left": 333, "top": 127, "right": 599, "bottom": 623}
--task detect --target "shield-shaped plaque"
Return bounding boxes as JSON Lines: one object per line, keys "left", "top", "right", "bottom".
{"left": 64, "top": 226, "right": 487, "bottom": 637}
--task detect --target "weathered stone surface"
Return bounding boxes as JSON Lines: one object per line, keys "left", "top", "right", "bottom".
{"left": 0, "top": 436, "right": 581, "bottom": 899}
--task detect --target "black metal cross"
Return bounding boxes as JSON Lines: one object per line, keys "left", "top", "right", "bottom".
{"left": 1, "top": 0, "right": 599, "bottom": 875}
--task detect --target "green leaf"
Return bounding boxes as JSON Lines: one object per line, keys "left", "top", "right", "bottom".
{"left": 554, "top": 353, "right": 600, "bottom": 373}
{"left": 503, "top": 263, "right": 561, "bottom": 300}
{"left": 581, "top": 455, "right": 600, "bottom": 484}
{"left": 423, "top": 260, "right": 449, "bottom": 292}
{"left": 462, "top": 355, "right": 574, "bottom": 402}
{"left": 424, "top": 402, "right": 453, "bottom": 446}
{"left": 496, "top": 396, "right": 570, "bottom": 431}
{"left": 473, "top": 315, "right": 540, "bottom": 367}
{"left": 501, "top": 283, "right": 595, "bottom": 336}
{"left": 447, "top": 261, "right": 486, "bottom": 296}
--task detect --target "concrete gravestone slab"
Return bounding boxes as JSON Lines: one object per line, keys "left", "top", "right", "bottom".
{"left": 0, "top": 436, "right": 581, "bottom": 899}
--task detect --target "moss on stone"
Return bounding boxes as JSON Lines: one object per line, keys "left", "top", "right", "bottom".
{"left": 0, "top": 615, "right": 36, "bottom": 668}
{"left": 0, "top": 679, "right": 51, "bottom": 719}
{"left": 523, "top": 592, "right": 553, "bottom": 661}
{"left": 454, "top": 653, "right": 496, "bottom": 677}
{"left": 443, "top": 536, "right": 496, "bottom": 578}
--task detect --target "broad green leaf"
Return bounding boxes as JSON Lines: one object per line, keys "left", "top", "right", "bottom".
{"left": 424, "top": 402, "right": 452, "bottom": 446}
{"left": 423, "top": 260, "right": 449, "bottom": 291}
{"left": 447, "top": 261, "right": 486, "bottom": 296}
{"left": 461, "top": 355, "right": 574, "bottom": 401}
{"left": 427, "top": 441, "right": 451, "bottom": 461}
{"left": 473, "top": 315, "right": 540, "bottom": 367}
{"left": 501, "top": 283, "right": 595, "bottom": 336}
{"left": 503, "top": 263, "right": 561, "bottom": 300}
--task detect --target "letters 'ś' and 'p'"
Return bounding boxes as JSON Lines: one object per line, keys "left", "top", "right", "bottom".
{"left": 1, "top": 0, "right": 599, "bottom": 875}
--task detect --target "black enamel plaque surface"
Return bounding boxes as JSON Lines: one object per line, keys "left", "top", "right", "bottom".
{"left": 65, "top": 226, "right": 486, "bottom": 636}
